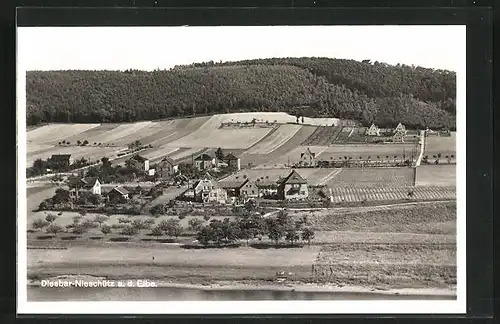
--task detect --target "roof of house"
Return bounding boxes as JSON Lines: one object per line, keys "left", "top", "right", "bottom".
{"left": 254, "top": 178, "right": 278, "bottom": 188}
{"left": 131, "top": 154, "right": 148, "bottom": 162}
{"left": 194, "top": 153, "right": 214, "bottom": 161}
{"left": 110, "top": 186, "right": 129, "bottom": 195}
{"left": 160, "top": 156, "right": 176, "bottom": 165}
{"left": 279, "top": 170, "right": 307, "bottom": 185}
{"left": 224, "top": 153, "right": 239, "bottom": 160}
{"left": 50, "top": 154, "right": 71, "bottom": 160}
{"left": 218, "top": 178, "right": 249, "bottom": 189}
{"left": 300, "top": 148, "right": 316, "bottom": 158}
{"left": 193, "top": 178, "right": 214, "bottom": 189}
{"left": 67, "top": 176, "right": 86, "bottom": 187}
{"left": 83, "top": 177, "right": 100, "bottom": 188}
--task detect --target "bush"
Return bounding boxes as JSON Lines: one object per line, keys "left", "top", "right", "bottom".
{"left": 72, "top": 225, "right": 87, "bottom": 235}
{"left": 203, "top": 215, "right": 211, "bottom": 221}
{"left": 44, "top": 213, "right": 57, "bottom": 223}
{"left": 32, "top": 218, "right": 50, "bottom": 229}
{"left": 117, "top": 217, "right": 131, "bottom": 224}
{"left": 101, "top": 224, "right": 112, "bottom": 235}
{"left": 121, "top": 225, "right": 139, "bottom": 236}
{"left": 45, "top": 223, "right": 63, "bottom": 234}
{"left": 150, "top": 226, "right": 163, "bottom": 237}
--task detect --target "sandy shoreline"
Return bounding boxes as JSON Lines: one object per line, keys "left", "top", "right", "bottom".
{"left": 27, "top": 275, "right": 456, "bottom": 297}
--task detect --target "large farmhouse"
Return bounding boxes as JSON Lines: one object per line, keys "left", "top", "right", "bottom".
{"left": 193, "top": 178, "right": 227, "bottom": 203}
{"left": 156, "top": 156, "right": 178, "bottom": 178}
{"left": 107, "top": 186, "right": 130, "bottom": 203}
{"left": 194, "top": 153, "right": 216, "bottom": 171}
{"left": 49, "top": 154, "right": 73, "bottom": 168}
{"left": 224, "top": 153, "right": 241, "bottom": 170}
{"left": 277, "top": 170, "right": 309, "bottom": 200}
{"left": 218, "top": 178, "right": 259, "bottom": 199}
{"left": 68, "top": 176, "right": 102, "bottom": 198}
{"left": 128, "top": 154, "right": 150, "bottom": 171}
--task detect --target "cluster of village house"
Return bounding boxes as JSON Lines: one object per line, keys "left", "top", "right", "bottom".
{"left": 56, "top": 149, "right": 311, "bottom": 204}
{"left": 50, "top": 122, "right": 419, "bottom": 205}
{"left": 365, "top": 122, "right": 407, "bottom": 142}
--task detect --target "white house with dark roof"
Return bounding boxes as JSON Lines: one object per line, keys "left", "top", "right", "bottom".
{"left": 299, "top": 147, "right": 317, "bottom": 167}
{"left": 193, "top": 178, "right": 227, "bottom": 203}
{"left": 277, "top": 170, "right": 308, "bottom": 200}
{"left": 107, "top": 186, "right": 129, "bottom": 202}
{"left": 365, "top": 124, "right": 380, "bottom": 136}
{"left": 395, "top": 122, "right": 407, "bottom": 134}
{"left": 194, "top": 153, "right": 216, "bottom": 171}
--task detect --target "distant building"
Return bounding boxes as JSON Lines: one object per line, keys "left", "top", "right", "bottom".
{"left": 107, "top": 187, "right": 129, "bottom": 203}
{"left": 366, "top": 124, "right": 380, "bottom": 136}
{"left": 277, "top": 170, "right": 308, "bottom": 200}
{"left": 194, "top": 153, "right": 216, "bottom": 171}
{"left": 193, "top": 178, "right": 227, "bottom": 203}
{"left": 49, "top": 154, "right": 73, "bottom": 167}
{"left": 395, "top": 122, "right": 407, "bottom": 134}
{"left": 224, "top": 153, "right": 241, "bottom": 170}
{"left": 392, "top": 130, "right": 405, "bottom": 143}
{"left": 156, "top": 156, "right": 178, "bottom": 178}
{"left": 219, "top": 178, "right": 258, "bottom": 198}
{"left": 299, "top": 147, "right": 316, "bottom": 167}
{"left": 68, "top": 176, "right": 102, "bottom": 198}
{"left": 128, "top": 154, "right": 150, "bottom": 171}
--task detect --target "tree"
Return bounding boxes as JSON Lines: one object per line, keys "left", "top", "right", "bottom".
{"left": 77, "top": 140, "right": 82, "bottom": 146}
{"left": 215, "top": 147, "right": 225, "bottom": 160}
{"left": 52, "top": 188, "right": 71, "bottom": 204}
{"left": 150, "top": 225, "right": 163, "bottom": 237}
{"left": 164, "top": 219, "right": 182, "bottom": 238}
{"left": 121, "top": 225, "right": 139, "bottom": 236}
{"left": 301, "top": 228, "right": 315, "bottom": 245}
{"left": 244, "top": 199, "right": 258, "bottom": 213}
{"left": 45, "top": 223, "right": 63, "bottom": 234}
{"left": 82, "top": 140, "right": 89, "bottom": 146}
{"left": 196, "top": 226, "right": 214, "bottom": 245}
{"left": 93, "top": 215, "right": 109, "bottom": 227}
{"left": 301, "top": 116, "right": 305, "bottom": 124}
{"left": 285, "top": 228, "right": 300, "bottom": 246}
{"left": 101, "top": 224, "right": 111, "bottom": 235}
{"left": 32, "top": 218, "right": 49, "bottom": 229}
{"left": 188, "top": 218, "right": 204, "bottom": 233}
{"left": 72, "top": 224, "right": 87, "bottom": 235}
{"left": 45, "top": 213, "right": 57, "bottom": 223}
{"left": 203, "top": 215, "right": 211, "bottom": 221}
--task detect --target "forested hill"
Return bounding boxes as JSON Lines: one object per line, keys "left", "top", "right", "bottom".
{"left": 26, "top": 57, "right": 456, "bottom": 129}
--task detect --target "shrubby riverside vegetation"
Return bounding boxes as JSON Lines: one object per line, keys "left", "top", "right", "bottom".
{"left": 26, "top": 57, "right": 455, "bottom": 130}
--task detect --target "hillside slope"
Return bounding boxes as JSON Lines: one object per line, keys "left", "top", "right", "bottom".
{"left": 26, "top": 58, "right": 456, "bottom": 129}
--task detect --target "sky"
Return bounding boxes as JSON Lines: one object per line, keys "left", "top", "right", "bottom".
{"left": 17, "top": 25, "right": 465, "bottom": 72}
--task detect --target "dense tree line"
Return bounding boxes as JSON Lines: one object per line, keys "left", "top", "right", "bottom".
{"left": 26, "top": 57, "right": 456, "bottom": 129}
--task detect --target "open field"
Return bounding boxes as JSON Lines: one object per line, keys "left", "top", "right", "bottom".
{"left": 415, "top": 165, "right": 456, "bottom": 186}
{"left": 26, "top": 146, "right": 125, "bottom": 166}
{"left": 294, "top": 201, "right": 456, "bottom": 234}
{"left": 325, "top": 167, "right": 415, "bottom": 188}
{"left": 168, "top": 115, "right": 275, "bottom": 149}
{"left": 27, "top": 124, "right": 101, "bottom": 144}
{"left": 244, "top": 124, "right": 302, "bottom": 155}
{"left": 316, "top": 144, "right": 419, "bottom": 162}
{"left": 267, "top": 145, "right": 329, "bottom": 166}
{"left": 130, "top": 117, "right": 211, "bottom": 146}
{"left": 239, "top": 125, "right": 317, "bottom": 168}
{"left": 329, "top": 186, "right": 455, "bottom": 203}
{"left": 140, "top": 146, "right": 181, "bottom": 161}
{"left": 302, "top": 126, "right": 343, "bottom": 146}
{"left": 424, "top": 132, "right": 456, "bottom": 157}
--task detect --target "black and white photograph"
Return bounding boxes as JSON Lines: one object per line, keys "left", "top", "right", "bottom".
{"left": 17, "top": 25, "right": 466, "bottom": 314}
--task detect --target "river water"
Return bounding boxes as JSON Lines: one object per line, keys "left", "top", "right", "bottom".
{"left": 28, "top": 287, "right": 455, "bottom": 301}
